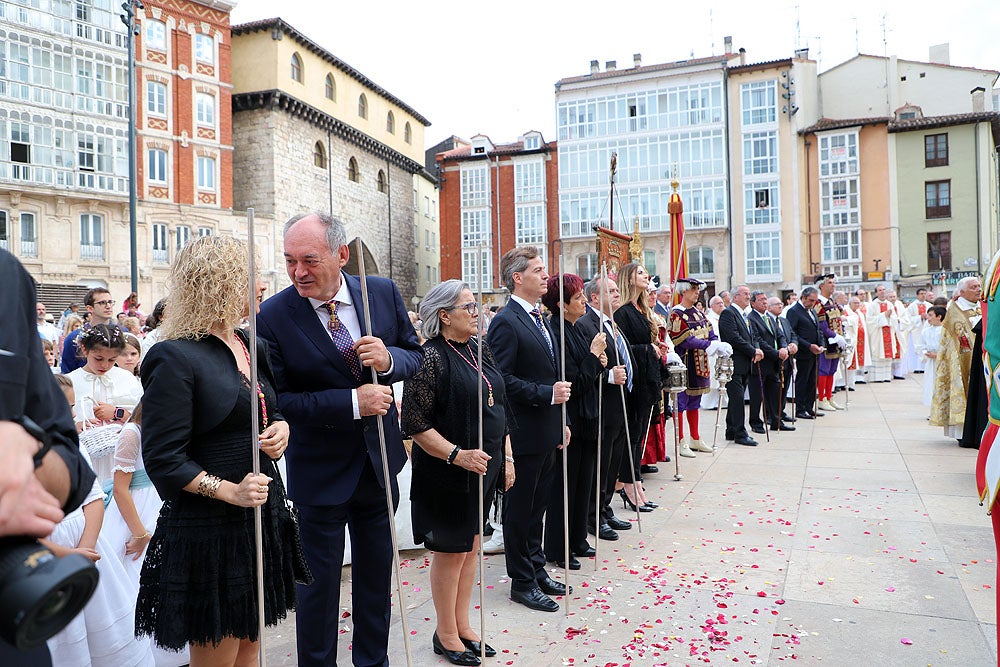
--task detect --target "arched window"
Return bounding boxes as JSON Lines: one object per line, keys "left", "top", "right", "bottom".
{"left": 386, "top": 111, "right": 395, "bottom": 134}
{"left": 290, "top": 53, "right": 303, "bottom": 82}
{"left": 403, "top": 121, "right": 412, "bottom": 144}
{"left": 358, "top": 94, "right": 368, "bottom": 119}
{"left": 313, "top": 141, "right": 326, "bottom": 169}
{"left": 347, "top": 157, "right": 359, "bottom": 182}
{"left": 325, "top": 73, "right": 335, "bottom": 100}
{"left": 377, "top": 169, "right": 387, "bottom": 193}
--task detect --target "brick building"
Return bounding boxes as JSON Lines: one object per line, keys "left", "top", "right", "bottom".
{"left": 135, "top": 0, "right": 269, "bottom": 300}
{"left": 436, "top": 132, "right": 559, "bottom": 307}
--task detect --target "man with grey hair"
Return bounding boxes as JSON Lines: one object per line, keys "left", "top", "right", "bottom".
{"left": 719, "top": 285, "right": 763, "bottom": 445}
{"left": 931, "top": 275, "right": 983, "bottom": 443}
{"left": 702, "top": 295, "right": 726, "bottom": 410}
{"left": 258, "top": 212, "right": 423, "bottom": 666}
{"left": 487, "top": 246, "right": 573, "bottom": 612}
{"left": 787, "top": 287, "right": 826, "bottom": 419}
{"left": 654, "top": 285, "right": 673, "bottom": 319}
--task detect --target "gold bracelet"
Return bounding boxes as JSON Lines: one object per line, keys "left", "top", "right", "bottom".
{"left": 196, "top": 474, "right": 222, "bottom": 499}
{"left": 132, "top": 532, "right": 151, "bottom": 540}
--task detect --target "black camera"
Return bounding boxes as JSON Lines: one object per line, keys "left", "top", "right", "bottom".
{"left": 0, "top": 537, "right": 99, "bottom": 649}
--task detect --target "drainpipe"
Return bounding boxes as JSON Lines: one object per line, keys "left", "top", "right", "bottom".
{"left": 804, "top": 139, "right": 813, "bottom": 278}
{"left": 723, "top": 67, "right": 734, "bottom": 290}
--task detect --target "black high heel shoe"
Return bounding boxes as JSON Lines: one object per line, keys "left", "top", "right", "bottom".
{"left": 618, "top": 488, "right": 654, "bottom": 512}
{"left": 433, "top": 632, "right": 481, "bottom": 666}
{"left": 461, "top": 637, "right": 497, "bottom": 657}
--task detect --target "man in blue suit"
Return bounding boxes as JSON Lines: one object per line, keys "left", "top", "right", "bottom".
{"left": 258, "top": 213, "right": 423, "bottom": 667}
{"left": 486, "top": 246, "right": 572, "bottom": 613}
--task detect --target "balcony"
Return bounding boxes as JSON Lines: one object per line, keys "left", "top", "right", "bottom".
{"left": 20, "top": 240, "right": 37, "bottom": 257}
{"left": 80, "top": 244, "right": 105, "bottom": 261}
{"left": 153, "top": 248, "right": 168, "bottom": 264}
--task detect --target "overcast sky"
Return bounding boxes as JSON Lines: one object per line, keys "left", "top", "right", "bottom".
{"left": 231, "top": 0, "right": 999, "bottom": 146}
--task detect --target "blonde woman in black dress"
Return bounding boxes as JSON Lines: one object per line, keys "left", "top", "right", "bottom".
{"left": 137, "top": 236, "right": 310, "bottom": 666}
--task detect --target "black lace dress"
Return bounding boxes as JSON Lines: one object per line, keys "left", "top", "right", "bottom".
{"left": 401, "top": 337, "right": 507, "bottom": 553}
{"left": 136, "top": 335, "right": 311, "bottom": 650}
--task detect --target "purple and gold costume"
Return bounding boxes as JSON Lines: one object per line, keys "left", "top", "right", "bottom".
{"left": 669, "top": 304, "right": 717, "bottom": 411}
{"left": 815, "top": 296, "right": 844, "bottom": 377}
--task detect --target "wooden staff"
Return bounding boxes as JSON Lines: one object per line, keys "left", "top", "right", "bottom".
{"left": 354, "top": 239, "right": 413, "bottom": 667}
{"left": 593, "top": 263, "right": 606, "bottom": 570}
{"left": 245, "top": 208, "right": 267, "bottom": 666}
{"left": 755, "top": 361, "right": 770, "bottom": 443}
{"left": 610, "top": 317, "right": 642, "bottom": 532}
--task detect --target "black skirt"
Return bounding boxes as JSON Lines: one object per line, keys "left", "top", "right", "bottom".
{"left": 135, "top": 385, "right": 311, "bottom": 650}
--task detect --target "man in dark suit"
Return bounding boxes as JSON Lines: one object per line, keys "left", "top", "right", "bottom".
{"left": 487, "top": 246, "right": 573, "bottom": 613}
{"left": 653, "top": 283, "right": 673, "bottom": 319}
{"left": 718, "top": 285, "right": 763, "bottom": 446}
{"left": 258, "top": 213, "right": 423, "bottom": 667}
{"left": 582, "top": 276, "right": 633, "bottom": 542}
{"left": 768, "top": 296, "right": 799, "bottom": 421}
{"left": 786, "top": 287, "right": 826, "bottom": 420}
{"left": 748, "top": 291, "right": 794, "bottom": 433}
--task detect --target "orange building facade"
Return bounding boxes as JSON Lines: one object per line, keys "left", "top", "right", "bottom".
{"left": 437, "top": 132, "right": 560, "bottom": 307}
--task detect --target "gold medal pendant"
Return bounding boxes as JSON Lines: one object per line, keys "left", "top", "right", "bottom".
{"left": 488, "top": 390, "right": 495, "bottom": 407}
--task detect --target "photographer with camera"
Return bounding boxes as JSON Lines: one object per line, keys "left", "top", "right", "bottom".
{"left": 0, "top": 249, "right": 98, "bottom": 665}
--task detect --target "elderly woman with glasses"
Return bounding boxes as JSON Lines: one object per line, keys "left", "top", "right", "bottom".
{"left": 401, "top": 279, "right": 513, "bottom": 666}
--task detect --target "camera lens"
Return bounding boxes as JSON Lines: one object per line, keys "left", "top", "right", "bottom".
{"left": 0, "top": 538, "right": 98, "bottom": 649}
{"left": 35, "top": 587, "right": 71, "bottom": 622}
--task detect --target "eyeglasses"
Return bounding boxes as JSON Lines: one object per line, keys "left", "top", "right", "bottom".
{"left": 93, "top": 299, "right": 115, "bottom": 307}
{"left": 447, "top": 302, "right": 478, "bottom": 315}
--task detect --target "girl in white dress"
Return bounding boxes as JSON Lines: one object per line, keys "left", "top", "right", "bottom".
{"left": 103, "top": 403, "right": 190, "bottom": 667}
{"left": 68, "top": 324, "right": 143, "bottom": 490}
{"left": 917, "top": 306, "right": 946, "bottom": 408}
{"left": 46, "top": 375, "right": 153, "bottom": 667}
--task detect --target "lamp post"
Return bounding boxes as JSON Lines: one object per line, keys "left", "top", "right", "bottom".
{"left": 120, "top": 0, "right": 143, "bottom": 294}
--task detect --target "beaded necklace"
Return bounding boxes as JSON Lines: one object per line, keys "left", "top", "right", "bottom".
{"left": 235, "top": 336, "right": 269, "bottom": 429}
{"left": 445, "top": 339, "right": 494, "bottom": 407}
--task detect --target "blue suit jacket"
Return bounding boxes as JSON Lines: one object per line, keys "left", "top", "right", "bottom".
{"left": 257, "top": 274, "right": 423, "bottom": 506}
{"left": 485, "top": 301, "right": 563, "bottom": 456}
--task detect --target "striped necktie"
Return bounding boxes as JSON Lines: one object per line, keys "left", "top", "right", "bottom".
{"left": 323, "top": 299, "right": 363, "bottom": 381}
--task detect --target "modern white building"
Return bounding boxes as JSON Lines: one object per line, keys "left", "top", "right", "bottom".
{"left": 0, "top": 0, "right": 130, "bottom": 299}
{"left": 555, "top": 50, "right": 740, "bottom": 292}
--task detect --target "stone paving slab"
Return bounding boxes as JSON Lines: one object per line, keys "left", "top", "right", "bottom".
{"left": 264, "top": 375, "right": 998, "bottom": 665}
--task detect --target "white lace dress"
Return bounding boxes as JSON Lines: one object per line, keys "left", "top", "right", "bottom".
{"left": 46, "top": 448, "right": 154, "bottom": 667}
{"left": 103, "top": 423, "right": 189, "bottom": 667}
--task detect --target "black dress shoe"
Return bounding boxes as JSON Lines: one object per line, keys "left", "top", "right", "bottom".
{"left": 550, "top": 556, "right": 581, "bottom": 570}
{"left": 433, "top": 632, "right": 481, "bottom": 665}
{"left": 591, "top": 523, "right": 619, "bottom": 540}
{"left": 751, "top": 425, "right": 766, "bottom": 434}
{"left": 461, "top": 637, "right": 496, "bottom": 658}
{"left": 856, "top": 379, "right": 867, "bottom": 384}
{"left": 781, "top": 414, "right": 793, "bottom": 423}
{"left": 573, "top": 545, "right": 596, "bottom": 558}
{"left": 640, "top": 464, "right": 659, "bottom": 474}
{"left": 537, "top": 574, "right": 571, "bottom": 596}
{"left": 795, "top": 411, "right": 814, "bottom": 420}
{"left": 643, "top": 500, "right": 659, "bottom": 509}
{"left": 511, "top": 587, "right": 558, "bottom": 612}
{"left": 607, "top": 516, "right": 632, "bottom": 531}
{"left": 735, "top": 436, "right": 758, "bottom": 446}
{"left": 774, "top": 423, "right": 796, "bottom": 431}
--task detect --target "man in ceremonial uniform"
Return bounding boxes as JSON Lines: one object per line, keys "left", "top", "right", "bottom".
{"left": 904, "top": 288, "right": 934, "bottom": 374}
{"left": 930, "top": 276, "right": 983, "bottom": 442}
{"left": 668, "top": 278, "right": 731, "bottom": 455}
{"left": 865, "top": 285, "right": 901, "bottom": 382}
{"left": 815, "top": 275, "right": 848, "bottom": 411}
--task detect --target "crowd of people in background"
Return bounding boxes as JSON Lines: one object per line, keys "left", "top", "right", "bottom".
{"left": 22, "top": 237, "right": 987, "bottom": 667}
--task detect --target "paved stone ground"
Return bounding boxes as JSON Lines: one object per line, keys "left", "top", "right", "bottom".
{"left": 264, "top": 374, "right": 998, "bottom": 665}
